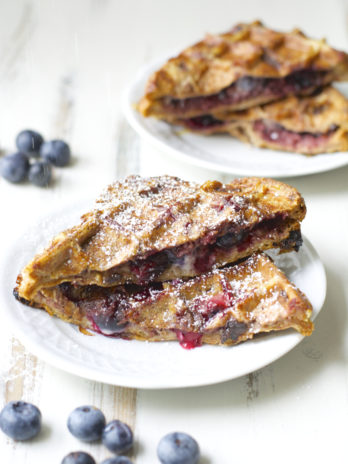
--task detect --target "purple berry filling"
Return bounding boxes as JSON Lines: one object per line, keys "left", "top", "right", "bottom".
{"left": 163, "top": 69, "right": 327, "bottom": 115}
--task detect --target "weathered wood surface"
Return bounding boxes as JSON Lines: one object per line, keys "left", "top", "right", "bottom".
{"left": 0, "top": 1, "right": 348, "bottom": 462}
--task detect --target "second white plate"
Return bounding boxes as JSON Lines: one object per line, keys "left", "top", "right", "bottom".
{"left": 123, "top": 55, "right": 348, "bottom": 178}
{"left": 1, "top": 203, "right": 326, "bottom": 389}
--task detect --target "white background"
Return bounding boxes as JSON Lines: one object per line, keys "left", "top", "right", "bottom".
{"left": 0, "top": 0, "right": 348, "bottom": 462}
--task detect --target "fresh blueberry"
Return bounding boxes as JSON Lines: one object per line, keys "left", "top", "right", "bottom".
{"left": 28, "top": 160, "right": 52, "bottom": 187}
{"left": 0, "top": 401, "right": 41, "bottom": 441}
{"left": 102, "top": 420, "right": 133, "bottom": 454}
{"left": 61, "top": 451, "right": 96, "bottom": 464}
{"left": 67, "top": 405, "right": 106, "bottom": 442}
{"left": 157, "top": 432, "right": 200, "bottom": 464}
{"left": 40, "top": 140, "right": 71, "bottom": 167}
{"left": 0, "top": 152, "right": 29, "bottom": 183}
{"left": 101, "top": 457, "right": 133, "bottom": 464}
{"left": 16, "top": 129, "right": 44, "bottom": 155}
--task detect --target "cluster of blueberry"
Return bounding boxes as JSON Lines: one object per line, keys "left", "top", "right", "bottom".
{"left": 0, "top": 129, "right": 71, "bottom": 187}
{"left": 0, "top": 401, "right": 200, "bottom": 464}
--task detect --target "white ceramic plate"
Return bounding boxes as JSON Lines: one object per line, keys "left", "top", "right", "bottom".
{"left": 0, "top": 203, "right": 326, "bottom": 389}
{"left": 123, "top": 55, "right": 348, "bottom": 178}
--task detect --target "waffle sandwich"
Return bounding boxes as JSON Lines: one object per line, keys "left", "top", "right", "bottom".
{"left": 15, "top": 175, "right": 313, "bottom": 348}
{"left": 138, "top": 21, "right": 348, "bottom": 120}
{"left": 16, "top": 254, "right": 313, "bottom": 348}
{"left": 177, "top": 86, "right": 348, "bottom": 155}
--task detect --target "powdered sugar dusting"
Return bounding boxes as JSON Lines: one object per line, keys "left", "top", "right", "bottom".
{"left": 68, "top": 253, "right": 312, "bottom": 345}
{"left": 80, "top": 175, "right": 275, "bottom": 278}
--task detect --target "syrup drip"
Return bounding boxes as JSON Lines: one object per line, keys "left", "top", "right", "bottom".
{"left": 174, "top": 330, "right": 203, "bottom": 349}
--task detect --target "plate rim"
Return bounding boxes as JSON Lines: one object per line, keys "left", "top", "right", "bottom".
{"left": 0, "top": 203, "right": 327, "bottom": 389}
{"left": 123, "top": 53, "right": 348, "bottom": 178}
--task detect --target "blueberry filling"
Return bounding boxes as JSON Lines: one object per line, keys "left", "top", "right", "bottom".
{"left": 279, "top": 229, "right": 303, "bottom": 252}
{"left": 215, "top": 231, "right": 244, "bottom": 248}
{"left": 60, "top": 282, "right": 163, "bottom": 335}
{"left": 182, "top": 115, "right": 224, "bottom": 130}
{"left": 130, "top": 251, "right": 173, "bottom": 282}
{"left": 221, "top": 319, "right": 248, "bottom": 343}
{"left": 62, "top": 280, "right": 248, "bottom": 348}
{"left": 191, "top": 293, "right": 231, "bottom": 321}
{"left": 253, "top": 120, "right": 338, "bottom": 149}
{"left": 163, "top": 69, "right": 327, "bottom": 114}
{"left": 111, "top": 213, "right": 298, "bottom": 282}
{"left": 56, "top": 217, "right": 301, "bottom": 341}
{"left": 173, "top": 330, "right": 203, "bottom": 349}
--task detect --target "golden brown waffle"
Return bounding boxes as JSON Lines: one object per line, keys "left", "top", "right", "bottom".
{"left": 16, "top": 254, "right": 313, "bottom": 347}
{"left": 178, "top": 86, "right": 348, "bottom": 155}
{"left": 138, "top": 21, "right": 348, "bottom": 119}
{"left": 16, "top": 176, "right": 306, "bottom": 303}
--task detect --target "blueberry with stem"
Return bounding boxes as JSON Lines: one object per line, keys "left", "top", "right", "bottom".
{"left": 0, "top": 401, "right": 41, "bottom": 441}
{"left": 67, "top": 405, "right": 106, "bottom": 442}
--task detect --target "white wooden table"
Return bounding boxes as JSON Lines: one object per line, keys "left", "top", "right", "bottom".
{"left": 1, "top": 0, "right": 348, "bottom": 462}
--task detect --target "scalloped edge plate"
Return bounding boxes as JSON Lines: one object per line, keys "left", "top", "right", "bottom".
{"left": 0, "top": 202, "right": 326, "bottom": 389}
{"left": 123, "top": 54, "right": 348, "bottom": 178}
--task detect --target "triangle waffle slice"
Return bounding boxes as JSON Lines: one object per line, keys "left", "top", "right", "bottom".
{"left": 177, "top": 86, "right": 348, "bottom": 155}
{"left": 15, "top": 176, "right": 306, "bottom": 303}
{"left": 15, "top": 253, "right": 313, "bottom": 348}
{"left": 139, "top": 21, "right": 348, "bottom": 120}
